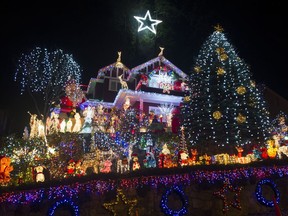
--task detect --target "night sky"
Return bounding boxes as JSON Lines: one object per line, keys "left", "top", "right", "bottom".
{"left": 0, "top": 1, "right": 287, "bottom": 134}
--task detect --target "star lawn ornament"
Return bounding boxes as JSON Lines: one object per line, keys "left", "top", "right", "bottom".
{"left": 213, "top": 178, "right": 243, "bottom": 213}
{"left": 134, "top": 10, "right": 162, "bottom": 34}
{"left": 103, "top": 188, "right": 137, "bottom": 216}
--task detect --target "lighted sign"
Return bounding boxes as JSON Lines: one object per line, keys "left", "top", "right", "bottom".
{"left": 134, "top": 10, "right": 162, "bottom": 34}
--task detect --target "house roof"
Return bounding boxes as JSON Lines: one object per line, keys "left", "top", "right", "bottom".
{"left": 128, "top": 55, "right": 188, "bottom": 81}
{"left": 96, "top": 51, "right": 130, "bottom": 79}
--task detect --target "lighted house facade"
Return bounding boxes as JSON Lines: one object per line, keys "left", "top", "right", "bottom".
{"left": 82, "top": 49, "right": 189, "bottom": 120}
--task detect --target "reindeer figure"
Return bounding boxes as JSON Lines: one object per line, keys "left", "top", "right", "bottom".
{"left": 158, "top": 47, "right": 164, "bottom": 56}
{"left": 28, "top": 111, "right": 38, "bottom": 138}
{"left": 117, "top": 156, "right": 129, "bottom": 173}
{"left": 118, "top": 74, "right": 128, "bottom": 89}
{"left": 117, "top": 51, "right": 121, "bottom": 62}
{"left": 115, "top": 51, "right": 123, "bottom": 68}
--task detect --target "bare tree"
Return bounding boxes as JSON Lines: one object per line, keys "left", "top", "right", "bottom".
{"left": 14, "top": 47, "right": 82, "bottom": 121}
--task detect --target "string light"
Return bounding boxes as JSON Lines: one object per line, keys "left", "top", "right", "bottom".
{"left": 15, "top": 47, "right": 81, "bottom": 96}
{"left": 129, "top": 56, "right": 187, "bottom": 80}
{"left": 134, "top": 10, "right": 162, "bottom": 34}
{"left": 213, "top": 178, "right": 243, "bottom": 213}
{"left": 160, "top": 185, "right": 188, "bottom": 216}
{"left": 0, "top": 165, "right": 287, "bottom": 213}
{"left": 103, "top": 188, "right": 137, "bottom": 215}
{"left": 48, "top": 199, "right": 79, "bottom": 216}
{"left": 181, "top": 27, "right": 270, "bottom": 149}
{"left": 255, "top": 179, "right": 280, "bottom": 207}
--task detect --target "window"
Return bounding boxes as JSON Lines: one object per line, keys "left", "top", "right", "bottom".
{"left": 109, "top": 80, "right": 121, "bottom": 92}
{"left": 149, "top": 106, "right": 162, "bottom": 116}
{"left": 148, "top": 74, "right": 175, "bottom": 90}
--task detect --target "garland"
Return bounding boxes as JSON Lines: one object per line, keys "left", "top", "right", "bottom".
{"left": 1, "top": 164, "right": 288, "bottom": 206}
{"left": 160, "top": 185, "right": 188, "bottom": 216}
{"left": 255, "top": 179, "right": 280, "bottom": 207}
{"left": 48, "top": 199, "right": 79, "bottom": 216}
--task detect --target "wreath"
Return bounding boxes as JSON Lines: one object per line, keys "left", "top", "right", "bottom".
{"left": 255, "top": 179, "right": 280, "bottom": 207}
{"left": 160, "top": 185, "right": 188, "bottom": 216}
{"left": 48, "top": 199, "right": 79, "bottom": 216}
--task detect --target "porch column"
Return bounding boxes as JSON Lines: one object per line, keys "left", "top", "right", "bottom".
{"left": 139, "top": 98, "right": 143, "bottom": 122}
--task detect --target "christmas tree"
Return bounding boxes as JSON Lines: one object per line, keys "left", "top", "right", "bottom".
{"left": 179, "top": 126, "right": 188, "bottom": 153}
{"left": 119, "top": 107, "right": 139, "bottom": 142}
{"left": 181, "top": 25, "right": 271, "bottom": 155}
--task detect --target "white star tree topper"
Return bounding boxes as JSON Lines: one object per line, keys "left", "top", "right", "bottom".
{"left": 134, "top": 10, "right": 162, "bottom": 34}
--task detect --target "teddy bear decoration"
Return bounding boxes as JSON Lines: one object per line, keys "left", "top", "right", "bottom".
{"left": 0, "top": 156, "right": 13, "bottom": 184}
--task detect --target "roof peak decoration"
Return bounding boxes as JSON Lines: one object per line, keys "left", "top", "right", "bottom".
{"left": 134, "top": 10, "right": 162, "bottom": 34}
{"left": 214, "top": 24, "right": 224, "bottom": 33}
{"left": 158, "top": 47, "right": 164, "bottom": 56}
{"left": 97, "top": 51, "right": 129, "bottom": 78}
{"left": 129, "top": 55, "right": 187, "bottom": 80}
{"left": 115, "top": 51, "right": 123, "bottom": 68}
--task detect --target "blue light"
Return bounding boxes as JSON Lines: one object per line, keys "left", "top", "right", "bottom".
{"left": 160, "top": 185, "right": 188, "bottom": 216}
{"left": 48, "top": 199, "right": 79, "bottom": 216}
{"left": 255, "top": 179, "right": 280, "bottom": 207}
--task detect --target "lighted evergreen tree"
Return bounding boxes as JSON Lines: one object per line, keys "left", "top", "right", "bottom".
{"left": 181, "top": 25, "right": 271, "bottom": 155}
{"left": 14, "top": 47, "right": 82, "bottom": 122}
{"left": 119, "top": 107, "right": 140, "bottom": 144}
{"left": 179, "top": 126, "right": 188, "bottom": 153}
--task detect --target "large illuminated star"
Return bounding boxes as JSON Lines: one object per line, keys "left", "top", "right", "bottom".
{"left": 134, "top": 10, "right": 162, "bottom": 34}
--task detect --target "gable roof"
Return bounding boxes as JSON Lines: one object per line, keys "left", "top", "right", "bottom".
{"left": 96, "top": 51, "right": 130, "bottom": 79}
{"left": 128, "top": 55, "right": 188, "bottom": 80}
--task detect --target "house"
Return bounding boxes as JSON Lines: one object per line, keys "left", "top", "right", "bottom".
{"left": 58, "top": 48, "right": 288, "bottom": 136}
{"left": 81, "top": 48, "right": 189, "bottom": 124}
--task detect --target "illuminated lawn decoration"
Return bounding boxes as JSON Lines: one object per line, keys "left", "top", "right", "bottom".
{"left": 158, "top": 103, "right": 174, "bottom": 127}
{"left": 213, "top": 178, "right": 243, "bottom": 213}
{"left": 134, "top": 10, "right": 162, "bottom": 34}
{"left": 103, "top": 188, "right": 137, "bottom": 216}
{"left": 48, "top": 199, "right": 79, "bottom": 216}
{"left": 255, "top": 179, "right": 280, "bottom": 207}
{"left": 160, "top": 185, "right": 188, "bottom": 216}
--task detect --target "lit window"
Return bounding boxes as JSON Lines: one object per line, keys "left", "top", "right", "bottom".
{"left": 109, "top": 80, "right": 121, "bottom": 92}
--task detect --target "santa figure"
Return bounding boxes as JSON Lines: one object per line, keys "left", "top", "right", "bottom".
{"left": 67, "top": 159, "right": 75, "bottom": 176}
{"left": 160, "top": 143, "right": 173, "bottom": 168}
{"left": 179, "top": 150, "right": 189, "bottom": 167}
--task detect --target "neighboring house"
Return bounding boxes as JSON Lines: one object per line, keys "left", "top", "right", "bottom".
{"left": 81, "top": 49, "right": 189, "bottom": 117}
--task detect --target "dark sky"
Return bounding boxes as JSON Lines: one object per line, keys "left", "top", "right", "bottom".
{"left": 0, "top": 1, "right": 287, "bottom": 134}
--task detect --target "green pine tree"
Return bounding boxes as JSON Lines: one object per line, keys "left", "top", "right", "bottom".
{"left": 181, "top": 25, "right": 271, "bottom": 155}
{"left": 119, "top": 108, "right": 140, "bottom": 143}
